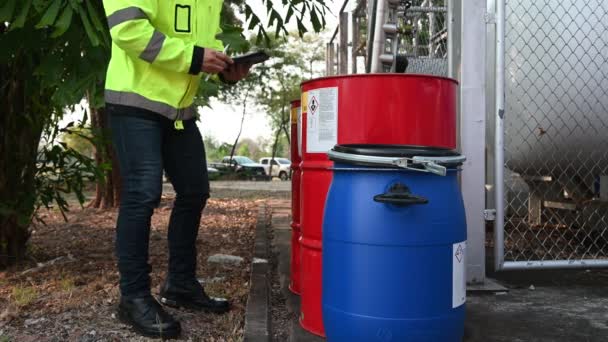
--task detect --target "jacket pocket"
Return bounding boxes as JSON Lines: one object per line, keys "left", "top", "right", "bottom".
{"left": 173, "top": 1, "right": 194, "bottom": 34}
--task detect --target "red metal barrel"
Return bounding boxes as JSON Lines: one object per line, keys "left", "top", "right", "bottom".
{"left": 299, "top": 74, "right": 458, "bottom": 337}
{"left": 289, "top": 100, "right": 302, "bottom": 295}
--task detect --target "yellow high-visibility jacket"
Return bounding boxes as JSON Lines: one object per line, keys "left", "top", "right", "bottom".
{"left": 103, "top": 0, "right": 224, "bottom": 121}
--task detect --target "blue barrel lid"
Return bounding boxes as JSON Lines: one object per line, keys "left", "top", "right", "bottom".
{"left": 332, "top": 144, "right": 458, "bottom": 158}
{"left": 328, "top": 145, "right": 466, "bottom": 176}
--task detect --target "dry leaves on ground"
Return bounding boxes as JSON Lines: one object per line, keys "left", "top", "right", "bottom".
{"left": 0, "top": 197, "right": 264, "bottom": 342}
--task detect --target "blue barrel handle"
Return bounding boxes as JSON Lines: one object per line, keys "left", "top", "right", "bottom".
{"left": 373, "top": 183, "right": 428, "bottom": 206}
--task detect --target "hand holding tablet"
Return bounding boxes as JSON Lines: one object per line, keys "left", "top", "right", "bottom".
{"left": 231, "top": 51, "right": 270, "bottom": 66}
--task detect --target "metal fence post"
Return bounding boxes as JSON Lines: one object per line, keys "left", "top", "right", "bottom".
{"left": 494, "top": 0, "right": 505, "bottom": 271}
{"left": 448, "top": 0, "right": 461, "bottom": 80}
{"left": 326, "top": 43, "right": 335, "bottom": 76}
{"left": 460, "top": 0, "right": 487, "bottom": 284}
{"left": 351, "top": 14, "right": 358, "bottom": 74}
{"left": 339, "top": 12, "right": 349, "bottom": 75}
{"left": 370, "top": 0, "right": 387, "bottom": 73}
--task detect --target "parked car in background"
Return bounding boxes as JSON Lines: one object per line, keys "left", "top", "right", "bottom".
{"left": 207, "top": 166, "right": 220, "bottom": 181}
{"left": 259, "top": 157, "right": 291, "bottom": 181}
{"left": 218, "top": 156, "right": 268, "bottom": 180}
{"left": 165, "top": 165, "right": 220, "bottom": 182}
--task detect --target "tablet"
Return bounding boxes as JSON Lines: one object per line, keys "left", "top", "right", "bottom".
{"left": 232, "top": 51, "right": 270, "bottom": 65}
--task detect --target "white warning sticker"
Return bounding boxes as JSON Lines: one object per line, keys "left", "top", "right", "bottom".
{"left": 452, "top": 241, "right": 467, "bottom": 308}
{"left": 306, "top": 87, "right": 338, "bottom": 153}
{"left": 297, "top": 107, "right": 302, "bottom": 156}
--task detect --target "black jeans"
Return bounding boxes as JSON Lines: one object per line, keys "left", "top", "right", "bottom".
{"left": 108, "top": 104, "right": 210, "bottom": 298}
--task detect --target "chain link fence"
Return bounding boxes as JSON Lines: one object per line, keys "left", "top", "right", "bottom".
{"left": 399, "top": 0, "right": 448, "bottom": 76}
{"left": 503, "top": 0, "right": 608, "bottom": 264}
{"left": 344, "top": 0, "right": 448, "bottom": 76}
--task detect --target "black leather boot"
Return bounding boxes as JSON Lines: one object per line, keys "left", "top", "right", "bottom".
{"left": 159, "top": 278, "right": 231, "bottom": 314}
{"left": 118, "top": 295, "right": 181, "bottom": 339}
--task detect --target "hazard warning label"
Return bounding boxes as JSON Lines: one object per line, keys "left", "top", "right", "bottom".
{"left": 452, "top": 241, "right": 467, "bottom": 308}
{"left": 306, "top": 87, "right": 338, "bottom": 153}
{"left": 309, "top": 96, "right": 319, "bottom": 115}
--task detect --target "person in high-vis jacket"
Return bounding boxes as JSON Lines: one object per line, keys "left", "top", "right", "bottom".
{"left": 102, "top": 0, "right": 250, "bottom": 338}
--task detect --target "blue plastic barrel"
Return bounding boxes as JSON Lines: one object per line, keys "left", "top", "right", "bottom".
{"left": 322, "top": 145, "right": 467, "bottom": 342}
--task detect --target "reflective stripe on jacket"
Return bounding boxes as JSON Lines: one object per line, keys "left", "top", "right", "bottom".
{"left": 103, "top": 0, "right": 224, "bottom": 120}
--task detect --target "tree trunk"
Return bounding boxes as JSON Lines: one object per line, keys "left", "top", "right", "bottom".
{"left": 89, "top": 105, "right": 121, "bottom": 209}
{"left": 269, "top": 127, "right": 283, "bottom": 176}
{"left": 0, "top": 54, "right": 45, "bottom": 268}
{"left": 90, "top": 104, "right": 104, "bottom": 208}
{"left": 282, "top": 92, "right": 291, "bottom": 146}
{"left": 282, "top": 124, "right": 291, "bottom": 146}
{"left": 229, "top": 88, "right": 250, "bottom": 161}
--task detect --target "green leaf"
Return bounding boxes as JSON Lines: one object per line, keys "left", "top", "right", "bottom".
{"left": 285, "top": 7, "right": 294, "bottom": 24}
{"left": 216, "top": 25, "right": 250, "bottom": 53}
{"left": 256, "top": 27, "right": 264, "bottom": 45}
{"left": 265, "top": 0, "right": 272, "bottom": 13}
{"left": 248, "top": 14, "right": 260, "bottom": 31}
{"left": 297, "top": 19, "right": 307, "bottom": 38}
{"left": 267, "top": 10, "right": 276, "bottom": 27}
{"left": 310, "top": 8, "right": 321, "bottom": 32}
{"left": 274, "top": 16, "right": 284, "bottom": 37}
{"left": 244, "top": 4, "right": 252, "bottom": 20}
{"left": 0, "top": 0, "right": 17, "bottom": 22}
{"left": 35, "top": 0, "right": 62, "bottom": 28}
{"left": 51, "top": 4, "right": 73, "bottom": 38}
{"left": 85, "top": 1, "right": 105, "bottom": 32}
{"left": 77, "top": 5, "right": 100, "bottom": 46}
{"left": 87, "top": 1, "right": 110, "bottom": 47}
{"left": 10, "top": 0, "right": 33, "bottom": 30}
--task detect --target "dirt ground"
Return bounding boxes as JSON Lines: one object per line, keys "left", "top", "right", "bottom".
{"left": 0, "top": 196, "right": 261, "bottom": 341}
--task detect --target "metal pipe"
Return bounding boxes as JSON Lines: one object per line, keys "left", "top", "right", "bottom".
{"left": 370, "top": 0, "right": 387, "bottom": 72}
{"left": 366, "top": 0, "right": 379, "bottom": 73}
{"left": 404, "top": 6, "right": 447, "bottom": 13}
{"left": 494, "top": 0, "right": 506, "bottom": 271}
{"left": 326, "top": 43, "right": 335, "bottom": 76}
{"left": 502, "top": 260, "right": 608, "bottom": 270}
{"left": 447, "top": 0, "right": 454, "bottom": 78}
{"left": 330, "top": 0, "right": 352, "bottom": 44}
{"left": 428, "top": 0, "right": 435, "bottom": 58}
{"left": 351, "top": 14, "right": 358, "bottom": 74}
{"left": 339, "top": 12, "right": 349, "bottom": 74}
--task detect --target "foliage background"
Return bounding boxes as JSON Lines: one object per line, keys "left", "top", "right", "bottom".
{"left": 0, "top": 0, "right": 328, "bottom": 267}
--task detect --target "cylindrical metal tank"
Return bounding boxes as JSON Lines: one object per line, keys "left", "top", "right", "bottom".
{"left": 299, "top": 74, "right": 459, "bottom": 337}
{"left": 303, "top": 74, "right": 458, "bottom": 148}
{"left": 323, "top": 145, "right": 467, "bottom": 342}
{"left": 299, "top": 111, "right": 332, "bottom": 337}
{"left": 289, "top": 100, "right": 302, "bottom": 295}
{"left": 503, "top": 0, "right": 608, "bottom": 192}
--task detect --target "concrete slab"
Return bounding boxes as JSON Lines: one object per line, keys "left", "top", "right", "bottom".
{"left": 466, "top": 286, "right": 608, "bottom": 342}
{"left": 272, "top": 205, "right": 324, "bottom": 342}
{"left": 467, "top": 278, "right": 509, "bottom": 293}
{"left": 268, "top": 200, "right": 608, "bottom": 342}
{"left": 244, "top": 205, "right": 271, "bottom": 342}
